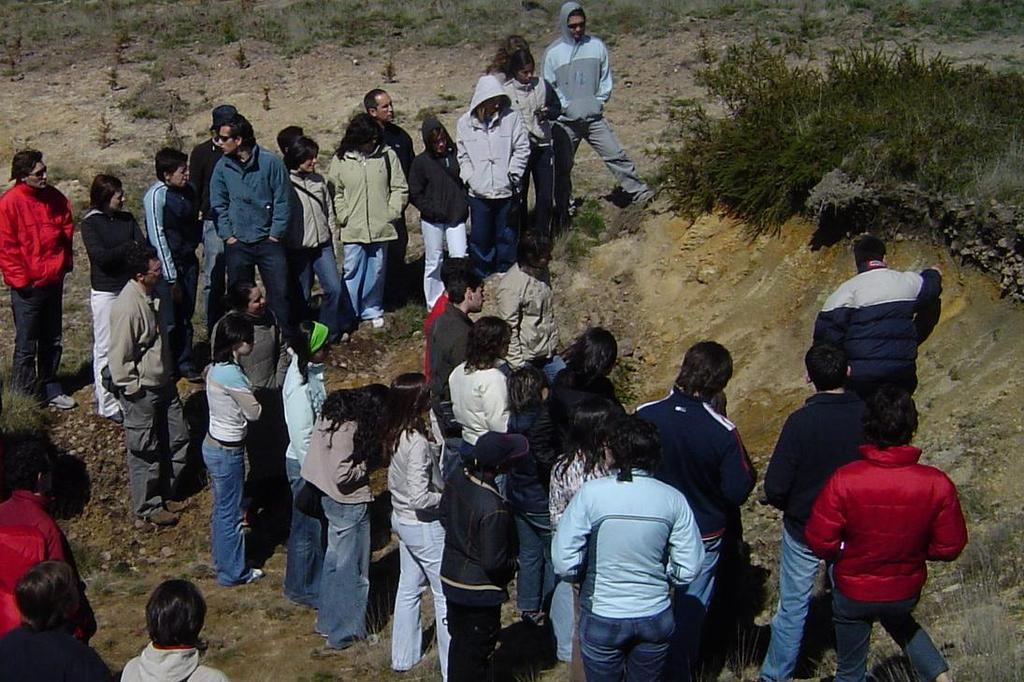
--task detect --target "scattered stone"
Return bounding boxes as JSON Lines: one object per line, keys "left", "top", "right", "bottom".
{"left": 160, "top": 546, "right": 174, "bottom": 558}
{"left": 99, "top": 551, "right": 112, "bottom": 562}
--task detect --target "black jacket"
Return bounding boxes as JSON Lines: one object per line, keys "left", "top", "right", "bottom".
{"left": 549, "top": 371, "right": 622, "bottom": 457}
{"left": 382, "top": 122, "right": 415, "bottom": 179}
{"left": 506, "top": 404, "right": 557, "bottom": 514}
{"left": 79, "top": 209, "right": 146, "bottom": 293}
{"left": 429, "top": 304, "right": 473, "bottom": 425}
{"left": 408, "top": 118, "right": 469, "bottom": 225}
{"left": 188, "top": 138, "right": 222, "bottom": 217}
{"left": 0, "top": 627, "right": 112, "bottom": 682}
{"left": 763, "top": 391, "right": 865, "bottom": 543}
{"left": 440, "top": 466, "right": 517, "bottom": 607}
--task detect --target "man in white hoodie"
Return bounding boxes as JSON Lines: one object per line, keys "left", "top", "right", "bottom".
{"left": 121, "top": 580, "right": 229, "bottom": 682}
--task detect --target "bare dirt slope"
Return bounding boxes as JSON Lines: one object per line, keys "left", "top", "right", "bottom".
{"left": 0, "top": 21, "right": 1022, "bottom": 682}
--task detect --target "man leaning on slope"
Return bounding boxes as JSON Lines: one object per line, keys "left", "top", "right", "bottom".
{"left": 542, "top": 1, "right": 654, "bottom": 223}
{"left": 813, "top": 234, "right": 942, "bottom": 399}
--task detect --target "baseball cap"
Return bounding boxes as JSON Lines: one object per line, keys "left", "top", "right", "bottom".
{"left": 211, "top": 104, "right": 238, "bottom": 130}
{"left": 472, "top": 432, "right": 529, "bottom": 468}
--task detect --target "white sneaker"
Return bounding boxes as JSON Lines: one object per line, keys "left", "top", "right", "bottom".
{"left": 243, "top": 568, "right": 265, "bottom": 584}
{"left": 370, "top": 317, "right": 385, "bottom": 330}
{"left": 48, "top": 394, "right": 77, "bottom": 410}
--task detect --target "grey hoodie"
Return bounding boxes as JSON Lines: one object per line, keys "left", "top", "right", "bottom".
{"left": 121, "top": 643, "right": 229, "bottom": 682}
{"left": 542, "top": 1, "right": 614, "bottom": 122}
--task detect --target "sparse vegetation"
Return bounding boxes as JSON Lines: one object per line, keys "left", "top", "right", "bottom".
{"left": 97, "top": 112, "right": 114, "bottom": 148}
{"left": 658, "top": 42, "right": 1024, "bottom": 234}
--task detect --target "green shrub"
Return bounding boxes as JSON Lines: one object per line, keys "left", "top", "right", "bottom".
{"left": 657, "top": 42, "right": 1024, "bottom": 233}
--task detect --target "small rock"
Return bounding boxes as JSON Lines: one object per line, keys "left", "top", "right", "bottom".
{"left": 100, "top": 551, "right": 112, "bottom": 562}
{"left": 619, "top": 339, "right": 636, "bottom": 357}
{"left": 160, "top": 546, "right": 174, "bottom": 558}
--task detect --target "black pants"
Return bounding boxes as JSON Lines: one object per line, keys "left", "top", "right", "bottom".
{"left": 447, "top": 601, "right": 501, "bottom": 682}
{"left": 519, "top": 144, "right": 554, "bottom": 235}
{"left": 10, "top": 281, "right": 64, "bottom": 400}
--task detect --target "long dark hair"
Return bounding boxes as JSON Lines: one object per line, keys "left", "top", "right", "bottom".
{"left": 508, "top": 365, "right": 545, "bottom": 415}
{"left": 212, "top": 313, "right": 253, "bottom": 364}
{"left": 320, "top": 384, "right": 388, "bottom": 466}
{"left": 557, "top": 327, "right": 618, "bottom": 389}
{"left": 224, "top": 280, "right": 259, "bottom": 314}
{"left": 89, "top": 174, "right": 122, "bottom": 211}
{"left": 289, "top": 320, "right": 316, "bottom": 385}
{"left": 335, "top": 113, "right": 381, "bottom": 158}
{"left": 381, "top": 373, "right": 431, "bottom": 462}
{"left": 504, "top": 48, "right": 535, "bottom": 81}
{"left": 555, "top": 396, "right": 624, "bottom": 476}
{"left": 465, "top": 317, "right": 511, "bottom": 371}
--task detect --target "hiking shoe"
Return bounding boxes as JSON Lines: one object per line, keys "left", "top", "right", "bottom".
{"left": 243, "top": 568, "right": 265, "bottom": 584}
{"left": 521, "top": 611, "right": 547, "bottom": 627}
{"left": 104, "top": 411, "right": 124, "bottom": 425}
{"left": 164, "top": 499, "right": 191, "bottom": 514}
{"left": 146, "top": 509, "right": 179, "bottom": 527}
{"left": 370, "top": 317, "right": 385, "bottom": 330}
{"left": 48, "top": 394, "right": 77, "bottom": 410}
{"left": 632, "top": 189, "right": 655, "bottom": 207}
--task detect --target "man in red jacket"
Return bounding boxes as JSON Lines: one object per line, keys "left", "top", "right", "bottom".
{"left": 806, "top": 385, "right": 966, "bottom": 682}
{"left": 0, "top": 150, "right": 77, "bottom": 409}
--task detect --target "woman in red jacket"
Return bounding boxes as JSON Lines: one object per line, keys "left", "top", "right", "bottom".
{"left": 805, "top": 385, "right": 966, "bottom": 682}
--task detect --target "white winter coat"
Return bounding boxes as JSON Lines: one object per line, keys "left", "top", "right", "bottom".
{"left": 456, "top": 74, "right": 530, "bottom": 199}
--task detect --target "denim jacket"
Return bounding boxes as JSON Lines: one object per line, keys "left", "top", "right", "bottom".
{"left": 210, "top": 144, "right": 292, "bottom": 243}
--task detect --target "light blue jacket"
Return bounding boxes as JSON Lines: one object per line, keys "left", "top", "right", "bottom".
{"left": 210, "top": 144, "right": 292, "bottom": 243}
{"left": 282, "top": 349, "right": 327, "bottom": 465}
{"left": 552, "top": 470, "right": 705, "bottom": 618}
{"left": 542, "top": 1, "right": 613, "bottom": 122}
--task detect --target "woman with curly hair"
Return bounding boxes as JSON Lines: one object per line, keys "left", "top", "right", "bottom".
{"left": 301, "top": 384, "right": 387, "bottom": 650}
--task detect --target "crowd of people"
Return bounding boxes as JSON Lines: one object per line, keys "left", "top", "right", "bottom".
{"left": 0, "top": 3, "right": 968, "bottom": 682}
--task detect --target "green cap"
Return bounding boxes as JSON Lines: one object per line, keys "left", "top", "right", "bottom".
{"left": 309, "top": 321, "right": 329, "bottom": 354}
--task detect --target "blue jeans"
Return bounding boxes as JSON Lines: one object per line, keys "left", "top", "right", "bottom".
{"left": 550, "top": 570, "right": 575, "bottom": 662}
{"left": 317, "top": 498, "right": 370, "bottom": 648}
{"left": 343, "top": 242, "right": 387, "bottom": 321}
{"left": 579, "top": 607, "right": 675, "bottom": 682}
{"left": 832, "top": 590, "right": 948, "bottom": 682}
{"left": 288, "top": 243, "right": 357, "bottom": 340}
{"left": 155, "top": 253, "right": 199, "bottom": 375}
{"left": 669, "top": 535, "right": 721, "bottom": 678}
{"left": 225, "top": 238, "right": 292, "bottom": 335}
{"left": 760, "top": 529, "right": 821, "bottom": 682}
{"left": 202, "top": 220, "right": 226, "bottom": 331}
{"left": 283, "top": 457, "right": 324, "bottom": 608}
{"left": 467, "top": 195, "right": 515, "bottom": 279}
{"left": 519, "top": 144, "right": 554, "bottom": 235}
{"left": 202, "top": 437, "right": 250, "bottom": 586}
{"left": 513, "top": 511, "right": 555, "bottom": 613}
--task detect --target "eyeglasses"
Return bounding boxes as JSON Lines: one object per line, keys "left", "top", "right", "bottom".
{"left": 214, "top": 134, "right": 236, "bottom": 143}
{"left": 28, "top": 167, "right": 47, "bottom": 177}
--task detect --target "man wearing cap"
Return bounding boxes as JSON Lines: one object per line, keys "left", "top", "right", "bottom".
{"left": 190, "top": 104, "right": 235, "bottom": 332}
{"left": 0, "top": 149, "right": 77, "bottom": 410}
{"left": 440, "top": 432, "right": 527, "bottom": 680}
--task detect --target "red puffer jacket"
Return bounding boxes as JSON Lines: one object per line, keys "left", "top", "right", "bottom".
{"left": 805, "top": 444, "right": 967, "bottom": 603}
{"left": 0, "top": 182, "right": 74, "bottom": 289}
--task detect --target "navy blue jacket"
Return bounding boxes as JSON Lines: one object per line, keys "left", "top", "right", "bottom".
{"left": 0, "top": 627, "right": 111, "bottom": 681}
{"left": 506, "top": 405, "right": 557, "bottom": 514}
{"left": 638, "top": 390, "right": 756, "bottom": 538}
{"left": 814, "top": 264, "right": 942, "bottom": 385}
{"left": 763, "top": 391, "right": 865, "bottom": 544}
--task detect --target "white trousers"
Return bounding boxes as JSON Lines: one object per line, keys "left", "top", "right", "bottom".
{"left": 421, "top": 219, "right": 467, "bottom": 311}
{"left": 391, "top": 513, "right": 450, "bottom": 680}
{"left": 90, "top": 289, "right": 120, "bottom": 417}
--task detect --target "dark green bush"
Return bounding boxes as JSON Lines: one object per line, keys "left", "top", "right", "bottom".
{"left": 658, "top": 42, "right": 1024, "bottom": 233}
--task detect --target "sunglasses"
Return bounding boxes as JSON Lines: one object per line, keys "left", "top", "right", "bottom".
{"left": 28, "top": 167, "right": 47, "bottom": 177}
{"left": 214, "top": 134, "right": 237, "bottom": 143}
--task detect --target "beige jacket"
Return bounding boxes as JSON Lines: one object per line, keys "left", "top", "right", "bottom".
{"left": 495, "top": 264, "right": 559, "bottom": 368}
{"left": 326, "top": 146, "right": 408, "bottom": 244}
{"left": 108, "top": 280, "right": 172, "bottom": 396}
{"left": 388, "top": 430, "right": 443, "bottom": 522}
{"left": 302, "top": 419, "right": 372, "bottom": 504}
{"left": 287, "top": 170, "right": 335, "bottom": 249}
